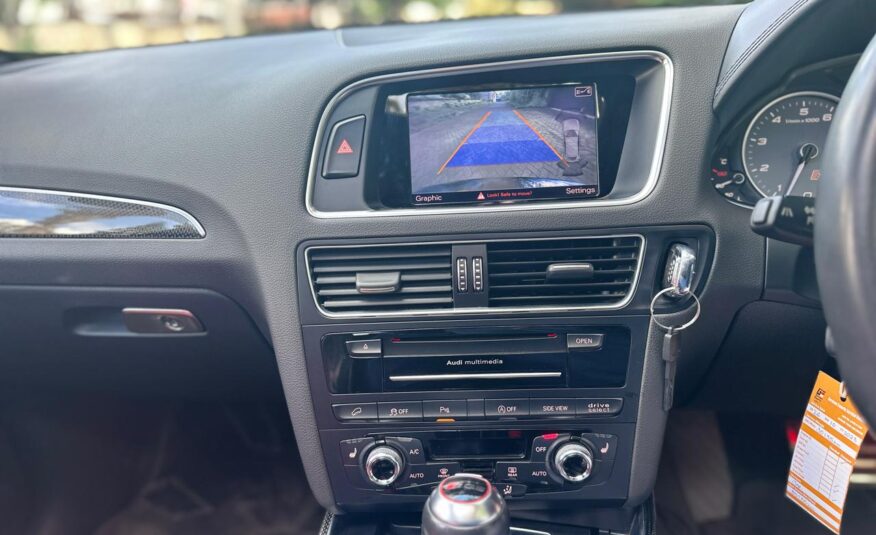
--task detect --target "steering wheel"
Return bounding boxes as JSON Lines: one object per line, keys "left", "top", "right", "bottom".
{"left": 815, "top": 34, "right": 876, "bottom": 425}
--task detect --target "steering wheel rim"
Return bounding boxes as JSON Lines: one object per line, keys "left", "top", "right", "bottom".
{"left": 815, "top": 33, "right": 876, "bottom": 425}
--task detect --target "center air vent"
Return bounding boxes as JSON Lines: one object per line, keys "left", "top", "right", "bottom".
{"left": 308, "top": 244, "right": 453, "bottom": 315}
{"left": 486, "top": 235, "right": 643, "bottom": 309}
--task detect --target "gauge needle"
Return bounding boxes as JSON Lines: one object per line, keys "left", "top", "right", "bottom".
{"left": 786, "top": 143, "right": 818, "bottom": 196}
{"left": 715, "top": 179, "right": 732, "bottom": 189}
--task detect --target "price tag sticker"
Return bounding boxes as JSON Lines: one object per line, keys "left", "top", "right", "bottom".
{"left": 786, "top": 372, "right": 870, "bottom": 534}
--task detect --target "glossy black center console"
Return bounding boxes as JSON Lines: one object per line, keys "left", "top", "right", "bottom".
{"left": 296, "top": 225, "right": 713, "bottom": 520}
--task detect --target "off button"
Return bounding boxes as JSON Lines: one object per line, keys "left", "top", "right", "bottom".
{"left": 378, "top": 401, "right": 423, "bottom": 421}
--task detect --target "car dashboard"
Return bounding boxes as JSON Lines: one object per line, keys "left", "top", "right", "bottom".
{"left": 0, "top": 1, "right": 874, "bottom": 532}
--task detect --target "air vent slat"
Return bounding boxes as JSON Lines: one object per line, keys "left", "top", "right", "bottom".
{"left": 308, "top": 243, "right": 454, "bottom": 315}
{"left": 309, "top": 246, "right": 450, "bottom": 262}
{"left": 312, "top": 259, "right": 451, "bottom": 273}
{"left": 488, "top": 257, "right": 636, "bottom": 268}
{"left": 488, "top": 245, "right": 639, "bottom": 257}
{"left": 317, "top": 285, "right": 452, "bottom": 297}
{"left": 486, "top": 236, "right": 642, "bottom": 309}
{"left": 490, "top": 282, "right": 632, "bottom": 291}
{"left": 315, "top": 271, "right": 451, "bottom": 286}
{"left": 322, "top": 296, "right": 454, "bottom": 309}
{"left": 489, "top": 268, "right": 635, "bottom": 280}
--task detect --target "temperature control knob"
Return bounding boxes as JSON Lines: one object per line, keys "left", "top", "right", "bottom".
{"left": 364, "top": 445, "right": 404, "bottom": 487}
{"left": 551, "top": 442, "right": 594, "bottom": 483}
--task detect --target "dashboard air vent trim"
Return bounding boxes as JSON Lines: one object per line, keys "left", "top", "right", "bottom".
{"left": 307, "top": 243, "right": 454, "bottom": 315}
{"left": 305, "top": 233, "right": 644, "bottom": 319}
{"left": 486, "top": 236, "right": 643, "bottom": 309}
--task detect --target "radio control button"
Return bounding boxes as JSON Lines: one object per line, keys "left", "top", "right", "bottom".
{"left": 567, "top": 334, "right": 604, "bottom": 350}
{"left": 530, "top": 399, "right": 576, "bottom": 417}
{"left": 576, "top": 398, "right": 623, "bottom": 416}
{"left": 385, "top": 436, "right": 425, "bottom": 464}
{"left": 423, "top": 400, "right": 467, "bottom": 420}
{"left": 340, "top": 437, "right": 375, "bottom": 466}
{"left": 485, "top": 399, "right": 529, "bottom": 418}
{"left": 531, "top": 433, "right": 569, "bottom": 462}
{"left": 346, "top": 339, "right": 381, "bottom": 358}
{"left": 378, "top": 401, "right": 423, "bottom": 421}
{"left": 333, "top": 402, "right": 377, "bottom": 421}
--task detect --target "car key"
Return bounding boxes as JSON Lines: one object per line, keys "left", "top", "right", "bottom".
{"left": 662, "top": 327, "right": 680, "bottom": 411}
{"left": 651, "top": 287, "right": 701, "bottom": 411}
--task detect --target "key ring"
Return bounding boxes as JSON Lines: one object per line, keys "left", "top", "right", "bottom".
{"left": 650, "top": 287, "right": 701, "bottom": 332}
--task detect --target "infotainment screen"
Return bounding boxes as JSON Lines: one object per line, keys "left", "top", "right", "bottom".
{"left": 408, "top": 84, "right": 599, "bottom": 206}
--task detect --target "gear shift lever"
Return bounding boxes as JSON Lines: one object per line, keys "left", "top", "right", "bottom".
{"left": 422, "top": 473, "right": 510, "bottom": 535}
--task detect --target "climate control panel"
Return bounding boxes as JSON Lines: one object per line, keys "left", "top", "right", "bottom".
{"left": 338, "top": 430, "right": 618, "bottom": 500}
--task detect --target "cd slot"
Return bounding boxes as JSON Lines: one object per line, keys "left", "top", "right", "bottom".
{"left": 384, "top": 332, "right": 563, "bottom": 358}
{"left": 383, "top": 352, "right": 567, "bottom": 391}
{"left": 320, "top": 327, "right": 631, "bottom": 394}
{"left": 388, "top": 372, "right": 563, "bottom": 382}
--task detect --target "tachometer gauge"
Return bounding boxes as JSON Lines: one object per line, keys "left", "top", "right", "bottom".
{"left": 742, "top": 92, "right": 838, "bottom": 198}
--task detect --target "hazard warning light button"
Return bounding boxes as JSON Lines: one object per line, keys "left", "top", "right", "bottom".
{"left": 322, "top": 115, "right": 366, "bottom": 179}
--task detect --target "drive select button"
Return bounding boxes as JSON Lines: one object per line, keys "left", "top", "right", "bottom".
{"left": 577, "top": 398, "right": 624, "bottom": 416}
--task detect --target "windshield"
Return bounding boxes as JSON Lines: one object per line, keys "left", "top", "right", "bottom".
{"left": 0, "top": 0, "right": 743, "bottom": 54}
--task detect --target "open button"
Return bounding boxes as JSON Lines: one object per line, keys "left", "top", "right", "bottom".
{"left": 567, "top": 334, "right": 604, "bottom": 350}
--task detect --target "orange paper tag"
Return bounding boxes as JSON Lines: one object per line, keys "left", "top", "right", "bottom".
{"left": 786, "top": 372, "right": 869, "bottom": 533}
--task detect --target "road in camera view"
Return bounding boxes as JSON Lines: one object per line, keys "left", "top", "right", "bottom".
{"left": 409, "top": 99, "right": 598, "bottom": 193}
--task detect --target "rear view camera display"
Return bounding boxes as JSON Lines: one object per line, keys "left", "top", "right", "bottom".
{"left": 408, "top": 84, "right": 599, "bottom": 205}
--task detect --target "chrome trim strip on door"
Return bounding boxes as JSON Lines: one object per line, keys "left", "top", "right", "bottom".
{"left": 306, "top": 50, "right": 673, "bottom": 218}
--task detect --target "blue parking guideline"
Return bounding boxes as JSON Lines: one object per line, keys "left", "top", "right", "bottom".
{"left": 445, "top": 109, "right": 558, "bottom": 168}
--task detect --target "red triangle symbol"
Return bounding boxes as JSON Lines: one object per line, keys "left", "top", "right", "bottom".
{"left": 336, "top": 139, "right": 354, "bottom": 154}
{"left": 477, "top": 192, "right": 485, "bottom": 200}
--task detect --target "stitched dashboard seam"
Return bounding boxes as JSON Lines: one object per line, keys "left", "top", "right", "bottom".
{"left": 715, "top": 0, "right": 810, "bottom": 99}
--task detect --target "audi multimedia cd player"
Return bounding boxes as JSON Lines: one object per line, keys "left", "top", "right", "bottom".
{"left": 321, "top": 327, "right": 630, "bottom": 395}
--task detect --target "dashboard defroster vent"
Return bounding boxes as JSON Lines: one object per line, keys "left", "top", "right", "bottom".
{"left": 486, "top": 236, "right": 643, "bottom": 309}
{"left": 308, "top": 244, "right": 454, "bottom": 314}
